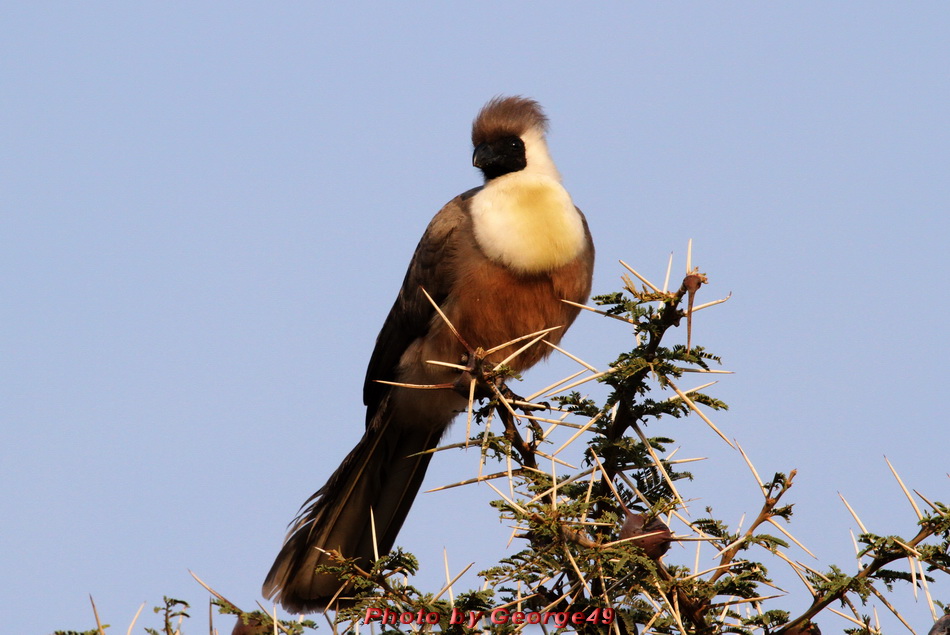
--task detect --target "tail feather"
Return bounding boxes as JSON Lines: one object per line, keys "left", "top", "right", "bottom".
{"left": 262, "top": 400, "right": 442, "bottom": 612}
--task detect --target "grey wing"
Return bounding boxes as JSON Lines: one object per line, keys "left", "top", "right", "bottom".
{"left": 362, "top": 190, "right": 477, "bottom": 422}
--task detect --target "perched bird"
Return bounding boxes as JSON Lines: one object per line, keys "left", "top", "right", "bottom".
{"left": 783, "top": 620, "right": 821, "bottom": 635}
{"left": 231, "top": 616, "right": 269, "bottom": 635}
{"left": 619, "top": 512, "right": 673, "bottom": 560}
{"left": 263, "top": 96, "right": 595, "bottom": 612}
{"left": 929, "top": 614, "right": 950, "bottom": 635}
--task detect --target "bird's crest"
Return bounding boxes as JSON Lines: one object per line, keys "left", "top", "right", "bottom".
{"left": 472, "top": 96, "right": 549, "bottom": 146}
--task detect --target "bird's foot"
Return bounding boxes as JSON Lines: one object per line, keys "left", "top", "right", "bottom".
{"left": 450, "top": 351, "right": 548, "bottom": 414}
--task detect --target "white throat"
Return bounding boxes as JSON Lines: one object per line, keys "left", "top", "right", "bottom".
{"left": 470, "top": 127, "right": 586, "bottom": 274}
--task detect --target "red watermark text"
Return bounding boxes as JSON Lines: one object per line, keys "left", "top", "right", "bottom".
{"left": 364, "top": 607, "right": 615, "bottom": 628}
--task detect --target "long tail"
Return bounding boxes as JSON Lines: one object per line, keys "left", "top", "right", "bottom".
{"left": 262, "top": 399, "right": 441, "bottom": 613}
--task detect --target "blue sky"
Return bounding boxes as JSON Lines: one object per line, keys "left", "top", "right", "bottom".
{"left": 2, "top": 4, "right": 948, "bottom": 634}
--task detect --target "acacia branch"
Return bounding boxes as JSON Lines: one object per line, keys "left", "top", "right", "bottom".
{"left": 708, "top": 471, "right": 797, "bottom": 585}
{"left": 777, "top": 523, "right": 938, "bottom": 634}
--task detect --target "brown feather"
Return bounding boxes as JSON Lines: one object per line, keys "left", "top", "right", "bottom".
{"left": 472, "top": 96, "right": 549, "bottom": 146}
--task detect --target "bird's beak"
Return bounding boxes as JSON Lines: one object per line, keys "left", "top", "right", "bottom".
{"left": 472, "top": 143, "right": 493, "bottom": 169}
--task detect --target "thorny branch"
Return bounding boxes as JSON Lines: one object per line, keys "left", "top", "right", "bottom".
{"left": 778, "top": 520, "right": 948, "bottom": 634}
{"left": 75, "top": 256, "right": 947, "bottom": 635}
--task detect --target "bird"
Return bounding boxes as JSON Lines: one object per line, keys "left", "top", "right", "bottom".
{"left": 262, "top": 96, "right": 595, "bottom": 613}
{"left": 929, "top": 614, "right": 950, "bottom": 635}
{"left": 619, "top": 512, "right": 674, "bottom": 560}
{"left": 784, "top": 621, "right": 821, "bottom": 635}
{"left": 231, "top": 616, "right": 269, "bottom": 635}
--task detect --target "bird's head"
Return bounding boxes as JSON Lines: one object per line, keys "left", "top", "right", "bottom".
{"left": 471, "top": 96, "right": 560, "bottom": 182}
